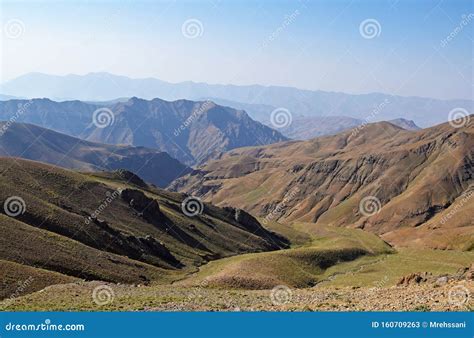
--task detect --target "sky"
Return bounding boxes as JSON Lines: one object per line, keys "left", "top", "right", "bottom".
{"left": 1, "top": 0, "right": 473, "bottom": 100}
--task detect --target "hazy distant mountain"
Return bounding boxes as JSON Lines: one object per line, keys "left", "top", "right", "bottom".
{"left": 0, "top": 98, "right": 102, "bottom": 136}
{"left": 272, "top": 116, "right": 364, "bottom": 140}
{"left": 0, "top": 122, "right": 191, "bottom": 187}
{"left": 0, "top": 94, "right": 22, "bottom": 100}
{"left": 388, "top": 118, "right": 421, "bottom": 131}
{"left": 199, "top": 97, "right": 421, "bottom": 139}
{"left": 199, "top": 97, "right": 281, "bottom": 122}
{"left": 270, "top": 116, "right": 420, "bottom": 140}
{"left": 1, "top": 72, "right": 472, "bottom": 127}
{"left": 0, "top": 98, "right": 287, "bottom": 165}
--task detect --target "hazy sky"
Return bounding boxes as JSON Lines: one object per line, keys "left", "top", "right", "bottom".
{"left": 1, "top": 0, "right": 473, "bottom": 99}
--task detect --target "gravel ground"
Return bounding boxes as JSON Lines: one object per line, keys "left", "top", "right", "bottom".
{"left": 144, "top": 281, "right": 473, "bottom": 311}
{"left": 2, "top": 279, "right": 471, "bottom": 312}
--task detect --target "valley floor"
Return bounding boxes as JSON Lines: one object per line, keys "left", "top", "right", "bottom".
{"left": 1, "top": 246, "right": 472, "bottom": 312}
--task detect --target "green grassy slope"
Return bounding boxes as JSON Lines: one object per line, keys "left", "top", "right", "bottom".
{"left": 177, "top": 225, "right": 394, "bottom": 289}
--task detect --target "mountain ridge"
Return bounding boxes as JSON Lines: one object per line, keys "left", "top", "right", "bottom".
{"left": 0, "top": 97, "right": 287, "bottom": 165}
{"left": 2, "top": 72, "right": 472, "bottom": 127}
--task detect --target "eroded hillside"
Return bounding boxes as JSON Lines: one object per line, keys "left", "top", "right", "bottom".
{"left": 171, "top": 118, "right": 474, "bottom": 250}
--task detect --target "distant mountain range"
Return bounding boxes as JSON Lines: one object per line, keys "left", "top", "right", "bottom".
{"left": 0, "top": 97, "right": 287, "bottom": 165}
{"left": 171, "top": 118, "right": 474, "bottom": 251}
{"left": 266, "top": 116, "right": 419, "bottom": 140}
{"left": 197, "top": 97, "right": 421, "bottom": 139}
{"left": 1, "top": 72, "right": 472, "bottom": 127}
{"left": 0, "top": 122, "right": 191, "bottom": 187}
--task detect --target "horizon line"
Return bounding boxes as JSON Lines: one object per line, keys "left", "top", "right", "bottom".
{"left": 2, "top": 71, "right": 473, "bottom": 103}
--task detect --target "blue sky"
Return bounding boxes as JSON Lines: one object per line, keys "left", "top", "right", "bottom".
{"left": 1, "top": 0, "right": 473, "bottom": 99}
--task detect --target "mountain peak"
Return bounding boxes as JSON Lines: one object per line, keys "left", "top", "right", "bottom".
{"left": 0, "top": 98, "right": 287, "bottom": 166}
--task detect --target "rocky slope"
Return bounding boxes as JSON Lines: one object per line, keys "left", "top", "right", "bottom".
{"left": 171, "top": 118, "right": 474, "bottom": 250}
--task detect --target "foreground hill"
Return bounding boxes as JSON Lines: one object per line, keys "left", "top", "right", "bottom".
{"left": 171, "top": 118, "right": 474, "bottom": 250}
{"left": 0, "top": 158, "right": 288, "bottom": 298}
{"left": 0, "top": 122, "right": 190, "bottom": 187}
{"left": 0, "top": 97, "right": 287, "bottom": 165}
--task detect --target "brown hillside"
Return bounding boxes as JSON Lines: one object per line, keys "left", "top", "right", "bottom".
{"left": 171, "top": 118, "right": 474, "bottom": 250}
